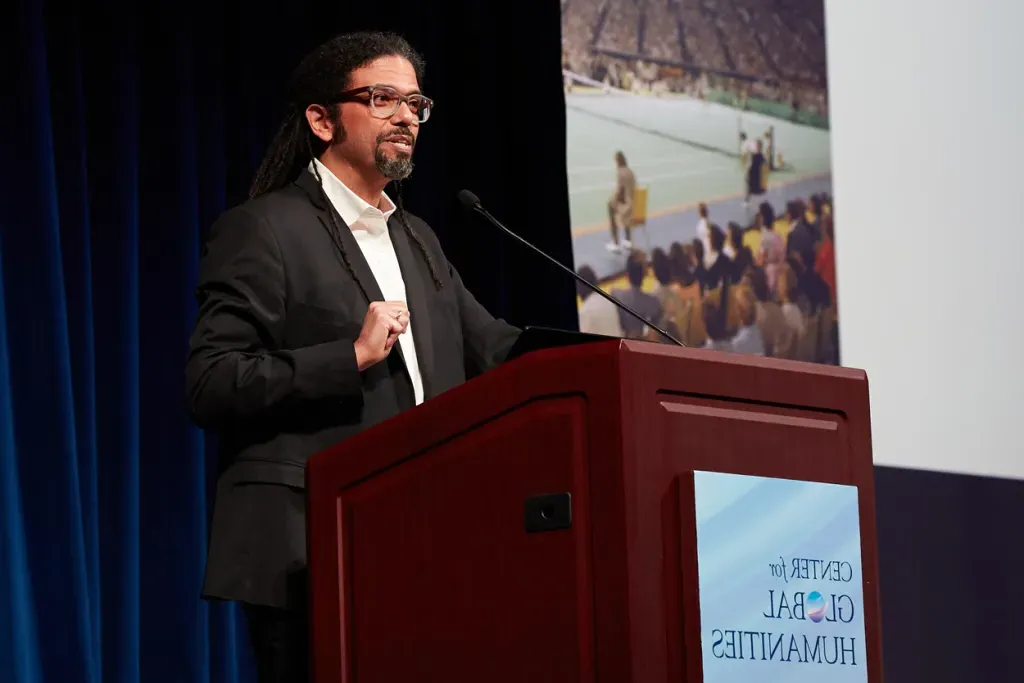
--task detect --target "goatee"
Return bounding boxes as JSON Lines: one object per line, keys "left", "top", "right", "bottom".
{"left": 375, "top": 150, "right": 414, "bottom": 180}
{"left": 375, "top": 128, "right": 416, "bottom": 180}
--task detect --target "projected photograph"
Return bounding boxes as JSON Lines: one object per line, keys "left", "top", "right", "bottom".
{"left": 562, "top": 0, "right": 838, "bottom": 365}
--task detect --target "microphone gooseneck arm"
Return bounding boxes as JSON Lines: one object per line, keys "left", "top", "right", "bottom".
{"left": 457, "top": 190, "right": 686, "bottom": 348}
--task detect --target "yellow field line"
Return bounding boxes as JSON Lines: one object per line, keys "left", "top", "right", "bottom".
{"left": 570, "top": 171, "right": 831, "bottom": 238}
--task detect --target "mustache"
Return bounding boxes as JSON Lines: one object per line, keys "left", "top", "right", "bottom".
{"left": 376, "top": 127, "right": 415, "bottom": 146}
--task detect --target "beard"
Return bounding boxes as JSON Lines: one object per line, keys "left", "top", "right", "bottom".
{"left": 374, "top": 127, "right": 416, "bottom": 180}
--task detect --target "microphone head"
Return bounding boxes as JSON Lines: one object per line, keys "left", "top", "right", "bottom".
{"left": 457, "top": 189, "right": 482, "bottom": 210}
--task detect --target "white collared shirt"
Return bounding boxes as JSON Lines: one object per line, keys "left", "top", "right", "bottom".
{"left": 310, "top": 159, "right": 425, "bottom": 405}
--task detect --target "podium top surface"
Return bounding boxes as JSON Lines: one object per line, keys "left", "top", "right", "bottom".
{"left": 505, "top": 326, "right": 616, "bottom": 360}
{"left": 509, "top": 326, "right": 866, "bottom": 381}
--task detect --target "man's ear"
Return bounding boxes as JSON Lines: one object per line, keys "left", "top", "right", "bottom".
{"left": 305, "top": 104, "right": 335, "bottom": 143}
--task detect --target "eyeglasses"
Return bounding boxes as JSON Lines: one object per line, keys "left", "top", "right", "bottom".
{"left": 327, "top": 84, "right": 433, "bottom": 123}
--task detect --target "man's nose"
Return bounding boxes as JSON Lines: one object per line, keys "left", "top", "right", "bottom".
{"left": 392, "top": 100, "right": 417, "bottom": 126}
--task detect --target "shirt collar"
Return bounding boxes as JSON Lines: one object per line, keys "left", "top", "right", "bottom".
{"left": 309, "top": 159, "right": 396, "bottom": 235}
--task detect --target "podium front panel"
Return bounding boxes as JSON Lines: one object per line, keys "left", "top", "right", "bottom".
{"left": 330, "top": 396, "right": 596, "bottom": 683}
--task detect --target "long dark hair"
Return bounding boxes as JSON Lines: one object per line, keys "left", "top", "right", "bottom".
{"left": 249, "top": 32, "right": 444, "bottom": 288}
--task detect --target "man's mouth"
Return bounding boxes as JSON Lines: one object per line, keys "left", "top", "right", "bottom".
{"left": 383, "top": 136, "right": 414, "bottom": 151}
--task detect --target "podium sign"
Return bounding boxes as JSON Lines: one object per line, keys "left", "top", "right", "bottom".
{"left": 694, "top": 471, "right": 868, "bottom": 682}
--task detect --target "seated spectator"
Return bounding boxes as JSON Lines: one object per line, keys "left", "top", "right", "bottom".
{"left": 731, "top": 286, "right": 766, "bottom": 356}
{"left": 701, "top": 224, "right": 733, "bottom": 292}
{"left": 789, "top": 252, "right": 832, "bottom": 315}
{"left": 806, "top": 194, "right": 824, "bottom": 230}
{"left": 725, "top": 221, "right": 754, "bottom": 283}
{"left": 759, "top": 201, "right": 776, "bottom": 230}
{"left": 702, "top": 283, "right": 735, "bottom": 353}
{"left": 651, "top": 248, "right": 688, "bottom": 342}
{"left": 749, "top": 267, "right": 795, "bottom": 358}
{"left": 576, "top": 264, "right": 624, "bottom": 338}
{"left": 690, "top": 237, "right": 708, "bottom": 294}
{"left": 777, "top": 264, "right": 806, "bottom": 338}
{"left": 785, "top": 199, "right": 818, "bottom": 269}
{"left": 757, "top": 214, "right": 785, "bottom": 296}
{"left": 815, "top": 212, "right": 836, "bottom": 306}
{"left": 669, "top": 242, "right": 708, "bottom": 347}
{"left": 611, "top": 250, "right": 662, "bottom": 339}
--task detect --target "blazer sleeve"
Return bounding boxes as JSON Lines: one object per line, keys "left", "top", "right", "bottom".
{"left": 185, "top": 205, "right": 362, "bottom": 429}
{"left": 448, "top": 262, "right": 522, "bottom": 374}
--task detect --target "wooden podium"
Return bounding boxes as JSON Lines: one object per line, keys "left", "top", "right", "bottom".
{"left": 306, "top": 332, "right": 883, "bottom": 682}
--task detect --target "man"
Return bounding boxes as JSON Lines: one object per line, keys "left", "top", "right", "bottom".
{"left": 744, "top": 139, "right": 767, "bottom": 224}
{"left": 739, "top": 131, "right": 757, "bottom": 166}
{"left": 764, "top": 127, "right": 776, "bottom": 171}
{"left": 695, "top": 201, "right": 710, "bottom": 259}
{"left": 185, "top": 31, "right": 521, "bottom": 682}
{"left": 606, "top": 150, "right": 636, "bottom": 253}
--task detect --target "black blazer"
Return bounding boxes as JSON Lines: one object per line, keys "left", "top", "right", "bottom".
{"left": 186, "top": 169, "right": 521, "bottom": 608}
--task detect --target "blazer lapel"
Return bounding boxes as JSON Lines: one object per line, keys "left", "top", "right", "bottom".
{"left": 293, "top": 171, "right": 414, "bottom": 379}
{"left": 294, "top": 170, "right": 385, "bottom": 305}
{"left": 389, "top": 215, "right": 436, "bottom": 400}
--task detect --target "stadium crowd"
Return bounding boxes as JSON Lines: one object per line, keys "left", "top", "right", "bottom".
{"left": 561, "top": 0, "right": 828, "bottom": 118}
{"left": 576, "top": 194, "right": 838, "bottom": 364}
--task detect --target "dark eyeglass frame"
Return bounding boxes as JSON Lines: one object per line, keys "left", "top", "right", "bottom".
{"left": 326, "top": 84, "right": 434, "bottom": 122}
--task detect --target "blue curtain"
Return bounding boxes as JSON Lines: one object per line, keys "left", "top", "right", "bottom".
{"left": 0, "top": 0, "right": 257, "bottom": 681}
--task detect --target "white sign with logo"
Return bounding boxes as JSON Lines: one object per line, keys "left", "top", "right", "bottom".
{"left": 693, "top": 471, "right": 868, "bottom": 683}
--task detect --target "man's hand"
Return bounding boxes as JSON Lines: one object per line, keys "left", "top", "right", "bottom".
{"left": 354, "top": 301, "right": 410, "bottom": 371}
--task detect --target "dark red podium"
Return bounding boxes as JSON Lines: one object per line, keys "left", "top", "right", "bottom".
{"left": 306, "top": 336, "right": 883, "bottom": 683}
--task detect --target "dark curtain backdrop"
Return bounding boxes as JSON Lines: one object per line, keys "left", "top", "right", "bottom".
{"left": 0, "top": 0, "right": 576, "bottom": 681}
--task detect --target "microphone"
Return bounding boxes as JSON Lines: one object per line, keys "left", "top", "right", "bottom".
{"left": 457, "top": 190, "right": 686, "bottom": 348}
